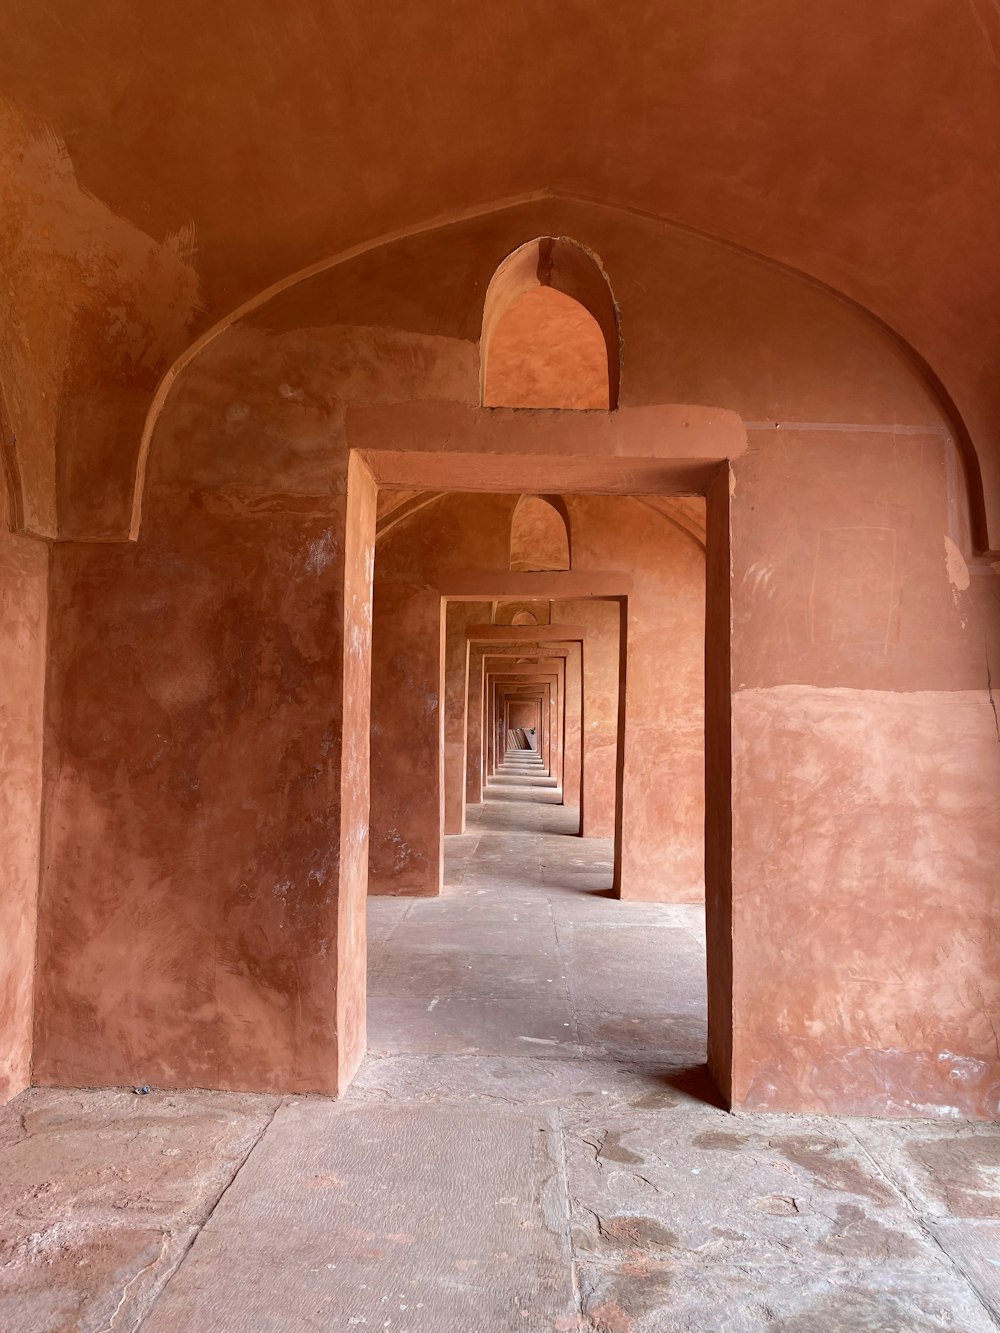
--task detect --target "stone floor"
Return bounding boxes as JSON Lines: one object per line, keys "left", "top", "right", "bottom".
{"left": 1, "top": 761, "right": 998, "bottom": 1331}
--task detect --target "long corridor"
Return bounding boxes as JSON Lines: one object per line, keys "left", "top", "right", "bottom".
{"left": 367, "top": 766, "right": 708, "bottom": 1067}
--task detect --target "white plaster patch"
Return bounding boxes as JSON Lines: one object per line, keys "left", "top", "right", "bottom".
{"left": 944, "top": 534, "right": 970, "bottom": 593}
{"left": 937, "top": 1050, "right": 989, "bottom": 1082}
{"left": 742, "top": 560, "right": 774, "bottom": 599}
{"left": 305, "top": 531, "right": 339, "bottom": 574}
{"left": 278, "top": 382, "right": 305, "bottom": 401}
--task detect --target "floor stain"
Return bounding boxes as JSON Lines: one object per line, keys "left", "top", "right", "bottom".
{"left": 768, "top": 1135, "right": 896, "bottom": 1205}
{"left": 597, "top": 1214, "right": 678, "bottom": 1251}
{"left": 909, "top": 1135, "right": 1000, "bottom": 1217}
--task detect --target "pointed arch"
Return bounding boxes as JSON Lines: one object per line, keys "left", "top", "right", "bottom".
{"left": 509, "top": 494, "right": 571, "bottom": 572}
{"left": 481, "top": 236, "right": 620, "bottom": 410}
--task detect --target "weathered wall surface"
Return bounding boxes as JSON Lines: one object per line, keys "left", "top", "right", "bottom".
{"left": 442, "top": 603, "right": 490, "bottom": 834}
{"left": 550, "top": 598, "right": 621, "bottom": 840}
{"left": 3, "top": 4, "right": 999, "bottom": 541}
{"left": 559, "top": 496, "right": 706, "bottom": 899}
{"left": 369, "top": 495, "right": 510, "bottom": 895}
{"left": 31, "top": 198, "right": 999, "bottom": 1115}
{"left": 0, "top": 99, "right": 201, "bottom": 539}
{"left": 36, "top": 501, "right": 358, "bottom": 1094}
{"left": 0, "top": 486, "right": 47, "bottom": 1104}
{"left": 726, "top": 432, "right": 1000, "bottom": 1118}
{"left": 32, "top": 327, "right": 388, "bottom": 1095}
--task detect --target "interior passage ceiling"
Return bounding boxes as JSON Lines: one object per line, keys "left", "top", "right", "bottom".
{"left": 2, "top": 0, "right": 999, "bottom": 536}
{"left": 4, "top": 0, "right": 998, "bottom": 320}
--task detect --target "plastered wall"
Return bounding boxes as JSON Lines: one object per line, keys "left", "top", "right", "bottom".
{"left": 0, "top": 484, "right": 47, "bottom": 1102}
{"left": 724, "top": 431, "right": 1000, "bottom": 1117}
{"left": 22, "top": 197, "right": 1000, "bottom": 1115}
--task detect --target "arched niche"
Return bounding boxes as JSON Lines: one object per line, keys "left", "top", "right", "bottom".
{"left": 509, "top": 495, "right": 571, "bottom": 572}
{"left": 481, "top": 237, "right": 620, "bottom": 410}
{"left": 493, "top": 600, "right": 551, "bottom": 626}
{"left": 511, "top": 610, "right": 538, "bottom": 626}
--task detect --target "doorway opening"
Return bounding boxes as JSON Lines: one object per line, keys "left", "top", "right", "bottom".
{"left": 364, "top": 481, "right": 709, "bottom": 1086}
{"left": 350, "top": 232, "right": 725, "bottom": 1099}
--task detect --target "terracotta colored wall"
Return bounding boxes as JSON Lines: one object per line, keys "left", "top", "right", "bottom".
{"left": 369, "top": 494, "right": 511, "bottom": 895}
{"left": 562, "top": 644, "right": 582, "bottom": 809}
{"left": 550, "top": 598, "right": 621, "bottom": 839}
{"left": 442, "top": 602, "right": 491, "bottom": 834}
{"left": 485, "top": 286, "right": 609, "bottom": 410}
{"left": 0, "top": 487, "right": 47, "bottom": 1104}
{"left": 369, "top": 581, "right": 442, "bottom": 895}
{"left": 34, "top": 398, "right": 374, "bottom": 1093}
{"left": 583, "top": 499, "right": 705, "bottom": 900}
{"left": 4, "top": 5, "right": 1000, "bottom": 547}
{"left": 507, "top": 698, "right": 538, "bottom": 733}
{"left": 722, "top": 432, "right": 1000, "bottom": 1118}
{"left": 552, "top": 498, "right": 706, "bottom": 900}
{"left": 31, "top": 198, "right": 999, "bottom": 1117}
{"left": 705, "top": 467, "right": 734, "bottom": 1106}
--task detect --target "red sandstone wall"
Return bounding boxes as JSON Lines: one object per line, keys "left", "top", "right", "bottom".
{"left": 442, "top": 602, "right": 491, "bottom": 834}
{"left": 369, "top": 495, "right": 511, "bottom": 895}
{"left": 558, "top": 495, "right": 706, "bottom": 900}
{"left": 0, "top": 487, "right": 47, "bottom": 1104}
{"left": 725, "top": 432, "right": 1000, "bottom": 1117}
{"left": 550, "top": 598, "right": 620, "bottom": 839}
{"left": 35, "top": 492, "right": 360, "bottom": 1095}
{"left": 31, "top": 197, "right": 999, "bottom": 1115}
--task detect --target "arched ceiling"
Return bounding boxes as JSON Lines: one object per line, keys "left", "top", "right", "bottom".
{"left": 2, "top": 0, "right": 999, "bottom": 546}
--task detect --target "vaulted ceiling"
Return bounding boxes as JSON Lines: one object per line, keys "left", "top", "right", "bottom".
{"left": 2, "top": 1, "right": 999, "bottom": 545}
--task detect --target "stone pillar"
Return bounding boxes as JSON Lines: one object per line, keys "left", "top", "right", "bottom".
{"left": 717, "top": 431, "right": 1000, "bottom": 1119}
{"left": 442, "top": 603, "right": 490, "bottom": 833}
{"left": 369, "top": 580, "right": 442, "bottom": 896}
{"left": 36, "top": 453, "right": 377, "bottom": 1098}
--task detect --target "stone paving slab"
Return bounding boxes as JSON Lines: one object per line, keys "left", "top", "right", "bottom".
{"left": 0, "top": 1086, "right": 278, "bottom": 1332}
{"left": 407, "top": 887, "right": 554, "bottom": 916}
{"left": 394, "top": 915, "right": 559, "bottom": 956}
{"left": 367, "top": 896, "right": 414, "bottom": 948}
{"left": 926, "top": 1218, "right": 1000, "bottom": 1317}
{"left": 849, "top": 1117, "right": 1000, "bottom": 1218}
{"left": 0, "top": 1221, "right": 197, "bottom": 1333}
{"left": 367, "top": 994, "right": 579, "bottom": 1057}
{"left": 562, "top": 925, "right": 707, "bottom": 1020}
{"left": 561, "top": 1107, "right": 928, "bottom": 1269}
{"left": 369, "top": 942, "right": 566, "bottom": 1001}
{"left": 562, "top": 1108, "right": 999, "bottom": 1330}
{"left": 547, "top": 899, "right": 699, "bottom": 928}
{"left": 346, "top": 1053, "right": 705, "bottom": 1112}
{"left": 574, "top": 1012, "right": 708, "bottom": 1065}
{"left": 141, "top": 1100, "right": 578, "bottom": 1333}
{"left": 0, "top": 1086, "right": 278, "bottom": 1227}
{"left": 576, "top": 1257, "right": 997, "bottom": 1332}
